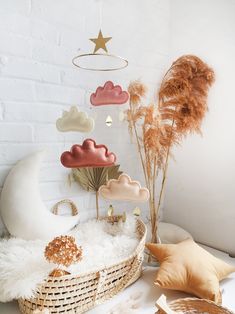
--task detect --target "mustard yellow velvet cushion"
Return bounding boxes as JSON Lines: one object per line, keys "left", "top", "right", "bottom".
{"left": 146, "top": 239, "right": 235, "bottom": 303}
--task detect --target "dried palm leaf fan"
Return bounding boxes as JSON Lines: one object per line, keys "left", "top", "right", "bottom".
{"left": 72, "top": 165, "right": 122, "bottom": 219}
{"left": 125, "top": 55, "right": 215, "bottom": 246}
{"left": 62, "top": 139, "right": 121, "bottom": 220}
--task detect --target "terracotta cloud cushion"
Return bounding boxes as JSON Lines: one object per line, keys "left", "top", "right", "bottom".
{"left": 61, "top": 139, "right": 116, "bottom": 168}
{"left": 146, "top": 239, "right": 235, "bottom": 303}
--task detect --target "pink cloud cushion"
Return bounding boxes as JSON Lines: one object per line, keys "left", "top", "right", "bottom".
{"left": 90, "top": 81, "right": 129, "bottom": 106}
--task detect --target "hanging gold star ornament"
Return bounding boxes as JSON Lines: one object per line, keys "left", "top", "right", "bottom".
{"left": 90, "top": 30, "right": 112, "bottom": 53}
{"left": 72, "top": 29, "right": 128, "bottom": 71}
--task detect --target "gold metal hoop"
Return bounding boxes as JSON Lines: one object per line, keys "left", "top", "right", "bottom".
{"left": 72, "top": 53, "right": 128, "bottom": 71}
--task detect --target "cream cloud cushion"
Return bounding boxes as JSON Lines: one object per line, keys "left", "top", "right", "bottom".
{"left": 56, "top": 106, "right": 94, "bottom": 132}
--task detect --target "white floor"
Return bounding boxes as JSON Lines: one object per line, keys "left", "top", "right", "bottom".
{"left": 0, "top": 246, "right": 235, "bottom": 313}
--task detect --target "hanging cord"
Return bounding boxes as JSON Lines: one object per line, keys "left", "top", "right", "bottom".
{"left": 99, "top": 0, "right": 103, "bottom": 29}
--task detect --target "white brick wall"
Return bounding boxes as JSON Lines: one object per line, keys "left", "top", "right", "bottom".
{"left": 0, "top": 0, "right": 170, "bottom": 234}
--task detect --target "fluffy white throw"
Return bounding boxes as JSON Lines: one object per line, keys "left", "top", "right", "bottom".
{"left": 0, "top": 216, "right": 138, "bottom": 302}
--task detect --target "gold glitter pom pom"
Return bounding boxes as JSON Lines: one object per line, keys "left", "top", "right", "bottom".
{"left": 45, "top": 235, "right": 82, "bottom": 267}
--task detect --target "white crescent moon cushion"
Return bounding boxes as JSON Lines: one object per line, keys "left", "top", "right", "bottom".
{"left": 0, "top": 151, "right": 79, "bottom": 240}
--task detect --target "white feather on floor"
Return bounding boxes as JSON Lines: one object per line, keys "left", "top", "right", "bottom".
{"left": 108, "top": 291, "right": 143, "bottom": 314}
{"left": 0, "top": 215, "right": 139, "bottom": 302}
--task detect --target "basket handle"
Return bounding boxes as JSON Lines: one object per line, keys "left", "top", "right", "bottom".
{"left": 155, "top": 295, "right": 179, "bottom": 314}
{"left": 52, "top": 199, "right": 78, "bottom": 216}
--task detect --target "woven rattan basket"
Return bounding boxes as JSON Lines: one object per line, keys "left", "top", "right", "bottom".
{"left": 157, "top": 298, "right": 234, "bottom": 314}
{"left": 18, "top": 202, "right": 147, "bottom": 314}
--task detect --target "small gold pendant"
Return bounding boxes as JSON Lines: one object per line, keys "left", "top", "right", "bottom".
{"left": 105, "top": 115, "right": 113, "bottom": 126}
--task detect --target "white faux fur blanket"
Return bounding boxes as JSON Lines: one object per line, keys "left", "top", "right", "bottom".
{"left": 0, "top": 215, "right": 139, "bottom": 302}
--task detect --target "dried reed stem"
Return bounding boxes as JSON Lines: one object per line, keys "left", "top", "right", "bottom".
{"left": 126, "top": 57, "right": 214, "bottom": 246}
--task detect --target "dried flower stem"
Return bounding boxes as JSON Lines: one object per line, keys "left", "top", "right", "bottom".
{"left": 154, "top": 119, "right": 175, "bottom": 238}
{"left": 130, "top": 106, "right": 150, "bottom": 191}
{"left": 133, "top": 124, "right": 146, "bottom": 181}
{"left": 151, "top": 158, "right": 158, "bottom": 241}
